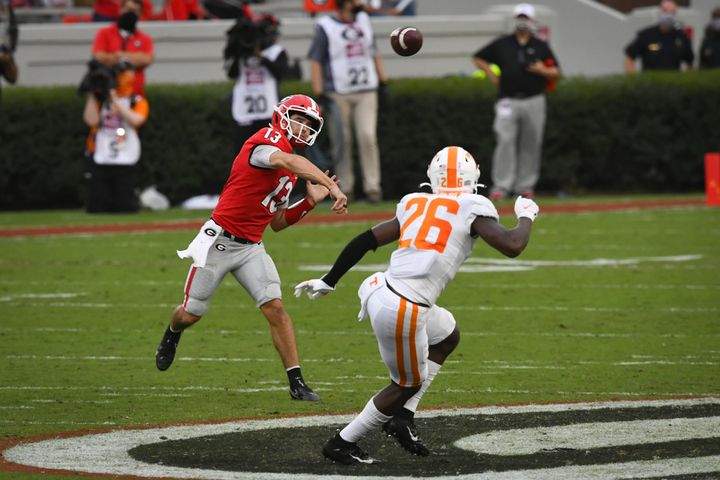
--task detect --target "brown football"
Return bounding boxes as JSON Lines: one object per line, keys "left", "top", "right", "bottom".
{"left": 390, "top": 26, "right": 423, "bottom": 57}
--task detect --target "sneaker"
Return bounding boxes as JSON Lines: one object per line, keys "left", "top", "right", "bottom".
{"left": 382, "top": 416, "right": 430, "bottom": 456}
{"left": 520, "top": 190, "right": 535, "bottom": 199}
{"left": 322, "top": 432, "right": 379, "bottom": 465}
{"left": 489, "top": 191, "right": 506, "bottom": 202}
{"left": 155, "top": 327, "right": 182, "bottom": 371}
{"left": 289, "top": 382, "right": 321, "bottom": 402}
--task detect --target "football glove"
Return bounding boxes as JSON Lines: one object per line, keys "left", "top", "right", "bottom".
{"left": 514, "top": 196, "right": 539, "bottom": 221}
{"left": 294, "top": 278, "right": 335, "bottom": 300}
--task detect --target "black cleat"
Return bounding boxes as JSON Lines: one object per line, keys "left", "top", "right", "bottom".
{"left": 155, "top": 327, "right": 182, "bottom": 371}
{"left": 382, "top": 416, "right": 430, "bottom": 456}
{"left": 289, "top": 382, "right": 321, "bottom": 402}
{"left": 322, "top": 432, "right": 379, "bottom": 465}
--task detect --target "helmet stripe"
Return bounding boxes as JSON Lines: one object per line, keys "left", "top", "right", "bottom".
{"left": 447, "top": 146, "right": 458, "bottom": 189}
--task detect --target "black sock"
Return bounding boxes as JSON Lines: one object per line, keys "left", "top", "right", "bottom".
{"left": 287, "top": 367, "right": 305, "bottom": 390}
{"left": 396, "top": 407, "right": 415, "bottom": 421}
{"left": 163, "top": 326, "right": 182, "bottom": 344}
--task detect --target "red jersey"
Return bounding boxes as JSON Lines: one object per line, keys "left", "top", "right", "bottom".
{"left": 212, "top": 127, "right": 296, "bottom": 243}
{"left": 92, "top": 24, "right": 154, "bottom": 96}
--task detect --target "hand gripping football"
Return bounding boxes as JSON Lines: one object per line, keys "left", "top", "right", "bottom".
{"left": 390, "top": 26, "right": 423, "bottom": 57}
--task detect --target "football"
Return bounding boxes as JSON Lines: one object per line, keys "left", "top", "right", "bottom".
{"left": 390, "top": 26, "right": 423, "bottom": 57}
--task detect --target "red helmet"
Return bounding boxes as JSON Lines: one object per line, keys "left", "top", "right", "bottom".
{"left": 271, "top": 94, "right": 324, "bottom": 147}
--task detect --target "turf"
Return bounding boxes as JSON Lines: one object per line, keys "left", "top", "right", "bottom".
{"left": 0, "top": 194, "right": 718, "bottom": 479}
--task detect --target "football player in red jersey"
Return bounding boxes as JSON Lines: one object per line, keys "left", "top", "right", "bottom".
{"left": 155, "top": 94, "right": 347, "bottom": 402}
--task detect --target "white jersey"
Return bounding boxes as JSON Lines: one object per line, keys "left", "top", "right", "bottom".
{"left": 94, "top": 97, "right": 141, "bottom": 166}
{"left": 317, "top": 12, "right": 379, "bottom": 94}
{"left": 385, "top": 192, "right": 499, "bottom": 306}
{"left": 231, "top": 44, "right": 284, "bottom": 124}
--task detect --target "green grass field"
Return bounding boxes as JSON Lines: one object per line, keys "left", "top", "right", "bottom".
{"left": 1, "top": 194, "right": 719, "bottom": 479}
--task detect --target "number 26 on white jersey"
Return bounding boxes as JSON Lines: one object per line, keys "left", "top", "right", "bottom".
{"left": 398, "top": 197, "right": 459, "bottom": 254}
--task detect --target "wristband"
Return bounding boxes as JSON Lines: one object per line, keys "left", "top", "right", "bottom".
{"left": 284, "top": 197, "right": 314, "bottom": 225}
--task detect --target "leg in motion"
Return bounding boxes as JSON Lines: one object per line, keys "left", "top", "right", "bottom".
{"left": 322, "top": 382, "right": 420, "bottom": 464}
{"left": 156, "top": 305, "right": 201, "bottom": 371}
{"left": 385, "top": 326, "right": 461, "bottom": 456}
{"left": 260, "top": 299, "right": 320, "bottom": 402}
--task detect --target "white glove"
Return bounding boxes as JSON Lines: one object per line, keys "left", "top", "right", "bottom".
{"left": 514, "top": 196, "right": 539, "bottom": 221}
{"left": 294, "top": 278, "right": 335, "bottom": 300}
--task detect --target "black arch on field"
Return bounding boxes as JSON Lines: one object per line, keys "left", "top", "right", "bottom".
{"left": 128, "top": 403, "right": 720, "bottom": 477}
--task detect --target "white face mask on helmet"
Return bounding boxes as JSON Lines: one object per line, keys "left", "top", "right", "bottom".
{"left": 422, "top": 146, "right": 482, "bottom": 194}
{"left": 271, "top": 94, "right": 324, "bottom": 147}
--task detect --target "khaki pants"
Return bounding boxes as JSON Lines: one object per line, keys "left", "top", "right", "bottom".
{"left": 328, "top": 90, "right": 382, "bottom": 200}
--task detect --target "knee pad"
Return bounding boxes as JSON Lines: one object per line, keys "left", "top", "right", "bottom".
{"left": 184, "top": 297, "right": 209, "bottom": 317}
{"left": 254, "top": 283, "right": 282, "bottom": 308}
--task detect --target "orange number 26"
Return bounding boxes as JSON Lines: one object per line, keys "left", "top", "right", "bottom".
{"left": 398, "top": 197, "right": 459, "bottom": 253}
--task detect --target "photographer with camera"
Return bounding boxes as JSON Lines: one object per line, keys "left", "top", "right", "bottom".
{"left": 82, "top": 60, "right": 149, "bottom": 213}
{"left": 92, "top": 0, "right": 153, "bottom": 96}
{"left": 0, "top": 1, "right": 18, "bottom": 105}
{"left": 224, "top": 12, "right": 289, "bottom": 155}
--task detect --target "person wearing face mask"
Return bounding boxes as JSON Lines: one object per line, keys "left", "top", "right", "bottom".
{"left": 699, "top": 7, "right": 720, "bottom": 69}
{"left": 472, "top": 3, "right": 560, "bottom": 202}
{"left": 308, "top": 0, "right": 389, "bottom": 204}
{"left": 82, "top": 60, "right": 149, "bottom": 213}
{"left": 624, "top": 0, "right": 694, "bottom": 73}
{"left": 92, "top": 0, "right": 154, "bottom": 96}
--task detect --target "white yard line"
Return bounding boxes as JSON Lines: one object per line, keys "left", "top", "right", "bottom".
{"left": 3, "top": 354, "right": 718, "bottom": 367}
{"left": 0, "top": 328, "right": 716, "bottom": 339}
{"left": 3, "top": 302, "right": 717, "bottom": 313}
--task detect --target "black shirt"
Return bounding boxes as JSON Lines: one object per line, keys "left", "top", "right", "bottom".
{"left": 624, "top": 25, "right": 694, "bottom": 71}
{"left": 699, "top": 30, "right": 720, "bottom": 69}
{"left": 473, "top": 34, "right": 559, "bottom": 99}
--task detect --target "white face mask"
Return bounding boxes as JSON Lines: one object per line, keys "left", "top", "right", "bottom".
{"left": 658, "top": 13, "right": 676, "bottom": 28}
{"left": 514, "top": 18, "right": 533, "bottom": 33}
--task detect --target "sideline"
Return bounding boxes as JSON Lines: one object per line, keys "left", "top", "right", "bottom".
{"left": 0, "top": 197, "right": 705, "bottom": 238}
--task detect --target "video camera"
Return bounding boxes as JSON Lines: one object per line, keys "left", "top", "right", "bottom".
{"left": 0, "top": 4, "right": 19, "bottom": 54}
{"left": 78, "top": 60, "right": 117, "bottom": 102}
{"left": 224, "top": 15, "right": 261, "bottom": 61}
{"left": 223, "top": 12, "right": 281, "bottom": 61}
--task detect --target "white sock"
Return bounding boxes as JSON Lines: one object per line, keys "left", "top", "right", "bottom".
{"left": 403, "top": 360, "right": 442, "bottom": 413}
{"left": 340, "top": 398, "right": 392, "bottom": 443}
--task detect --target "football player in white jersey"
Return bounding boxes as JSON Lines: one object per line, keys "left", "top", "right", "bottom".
{"left": 295, "top": 146, "right": 539, "bottom": 464}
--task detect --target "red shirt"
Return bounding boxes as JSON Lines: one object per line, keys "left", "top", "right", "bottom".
{"left": 92, "top": 24, "right": 153, "bottom": 95}
{"left": 93, "top": 0, "right": 121, "bottom": 18}
{"left": 153, "top": 0, "right": 204, "bottom": 20}
{"left": 92, "top": 0, "right": 153, "bottom": 19}
{"left": 212, "top": 127, "right": 296, "bottom": 243}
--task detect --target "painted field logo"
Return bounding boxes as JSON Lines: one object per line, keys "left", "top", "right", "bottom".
{"left": 3, "top": 398, "right": 719, "bottom": 479}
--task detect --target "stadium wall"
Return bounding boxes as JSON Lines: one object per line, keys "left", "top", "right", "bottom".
{"left": 7, "top": 0, "right": 718, "bottom": 88}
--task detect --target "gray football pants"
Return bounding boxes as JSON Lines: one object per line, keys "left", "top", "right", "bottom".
{"left": 491, "top": 94, "right": 546, "bottom": 195}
